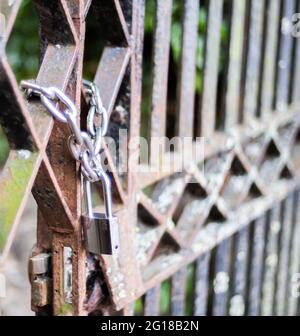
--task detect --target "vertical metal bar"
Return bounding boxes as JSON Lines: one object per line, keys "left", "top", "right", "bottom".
{"left": 292, "top": 1, "right": 300, "bottom": 103}
{"left": 211, "top": 238, "right": 232, "bottom": 316}
{"left": 261, "top": 205, "right": 281, "bottom": 316}
{"left": 247, "top": 215, "right": 267, "bottom": 316}
{"left": 176, "top": 0, "right": 199, "bottom": 138}
{"left": 243, "top": 0, "right": 265, "bottom": 122}
{"left": 116, "top": 0, "right": 146, "bottom": 310}
{"left": 199, "top": 0, "right": 224, "bottom": 137}
{"left": 127, "top": 0, "right": 144, "bottom": 193}
{"left": 143, "top": 285, "right": 161, "bottom": 316}
{"left": 52, "top": 237, "right": 63, "bottom": 314}
{"left": 261, "top": 0, "right": 281, "bottom": 119}
{"left": 287, "top": 190, "right": 300, "bottom": 316}
{"left": 49, "top": 1, "right": 86, "bottom": 316}
{"left": 171, "top": 267, "right": 186, "bottom": 316}
{"left": 193, "top": 252, "right": 211, "bottom": 316}
{"left": 275, "top": 195, "right": 294, "bottom": 316}
{"left": 292, "top": 32, "right": 300, "bottom": 103}
{"left": 224, "top": 0, "right": 247, "bottom": 129}
{"left": 228, "top": 227, "right": 250, "bottom": 316}
{"left": 150, "top": 0, "right": 172, "bottom": 150}
{"left": 275, "top": 0, "right": 295, "bottom": 111}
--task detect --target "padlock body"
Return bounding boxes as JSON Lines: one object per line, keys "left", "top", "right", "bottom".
{"left": 83, "top": 213, "right": 120, "bottom": 255}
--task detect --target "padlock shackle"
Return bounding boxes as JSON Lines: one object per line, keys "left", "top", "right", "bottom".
{"left": 83, "top": 172, "right": 113, "bottom": 218}
{"left": 83, "top": 179, "right": 94, "bottom": 218}
{"left": 97, "top": 170, "right": 113, "bottom": 218}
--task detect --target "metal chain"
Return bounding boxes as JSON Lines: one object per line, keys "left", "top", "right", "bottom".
{"left": 83, "top": 80, "right": 108, "bottom": 155}
{"left": 20, "top": 80, "right": 108, "bottom": 183}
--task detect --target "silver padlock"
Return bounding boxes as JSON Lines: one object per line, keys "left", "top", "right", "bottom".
{"left": 82, "top": 173, "right": 120, "bottom": 255}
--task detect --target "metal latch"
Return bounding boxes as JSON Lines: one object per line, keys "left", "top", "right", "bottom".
{"left": 29, "top": 253, "right": 52, "bottom": 308}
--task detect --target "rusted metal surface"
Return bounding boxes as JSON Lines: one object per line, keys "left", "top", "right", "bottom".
{"left": 210, "top": 239, "right": 231, "bottom": 316}
{"left": 1, "top": 0, "right": 300, "bottom": 316}
{"left": 243, "top": 0, "right": 265, "bottom": 121}
{"left": 261, "top": 204, "right": 281, "bottom": 315}
{"left": 94, "top": 47, "right": 131, "bottom": 115}
{"left": 229, "top": 227, "right": 249, "bottom": 316}
{"left": 247, "top": 215, "right": 267, "bottom": 316}
{"left": 150, "top": 0, "right": 172, "bottom": 157}
{"left": 275, "top": 195, "right": 294, "bottom": 315}
{"left": 170, "top": 267, "right": 186, "bottom": 316}
{"left": 292, "top": 1, "right": 300, "bottom": 103}
{"left": 225, "top": 0, "right": 247, "bottom": 129}
{"left": 193, "top": 252, "right": 210, "bottom": 316}
{"left": 143, "top": 285, "right": 160, "bottom": 316}
{"left": 31, "top": 277, "right": 52, "bottom": 308}
{"left": 199, "top": 0, "right": 224, "bottom": 136}
{"left": 176, "top": 0, "right": 199, "bottom": 138}
{"left": 260, "top": 0, "right": 281, "bottom": 119}
{"left": 0, "top": 59, "right": 36, "bottom": 150}
{"left": 276, "top": 0, "right": 295, "bottom": 111}
{"left": 287, "top": 190, "right": 300, "bottom": 315}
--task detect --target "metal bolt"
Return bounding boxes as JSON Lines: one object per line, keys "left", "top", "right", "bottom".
{"left": 29, "top": 253, "right": 51, "bottom": 275}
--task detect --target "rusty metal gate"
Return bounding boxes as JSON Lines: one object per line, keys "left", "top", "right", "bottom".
{"left": 1, "top": 0, "right": 300, "bottom": 316}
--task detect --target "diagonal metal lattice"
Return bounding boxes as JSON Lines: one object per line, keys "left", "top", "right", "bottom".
{"left": 0, "top": 0, "right": 138, "bottom": 315}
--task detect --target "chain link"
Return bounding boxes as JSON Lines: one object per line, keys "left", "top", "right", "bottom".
{"left": 20, "top": 80, "right": 108, "bottom": 183}
{"left": 83, "top": 80, "right": 108, "bottom": 155}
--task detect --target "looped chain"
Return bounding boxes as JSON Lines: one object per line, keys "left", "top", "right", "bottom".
{"left": 20, "top": 80, "right": 108, "bottom": 183}
{"left": 83, "top": 80, "right": 108, "bottom": 156}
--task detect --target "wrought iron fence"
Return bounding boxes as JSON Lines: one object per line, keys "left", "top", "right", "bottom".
{"left": 0, "top": 0, "right": 300, "bottom": 316}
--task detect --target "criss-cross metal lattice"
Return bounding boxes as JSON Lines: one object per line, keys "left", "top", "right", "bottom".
{"left": 1, "top": 0, "right": 300, "bottom": 316}
{"left": 0, "top": 0, "right": 134, "bottom": 315}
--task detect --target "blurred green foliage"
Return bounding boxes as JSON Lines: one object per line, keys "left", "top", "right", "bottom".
{"left": 0, "top": 0, "right": 38, "bottom": 167}
{"left": 6, "top": 0, "right": 39, "bottom": 82}
{"left": 159, "top": 279, "right": 171, "bottom": 315}
{"left": 83, "top": 13, "right": 105, "bottom": 81}
{"left": 133, "top": 280, "right": 172, "bottom": 316}
{"left": 0, "top": 127, "right": 9, "bottom": 168}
